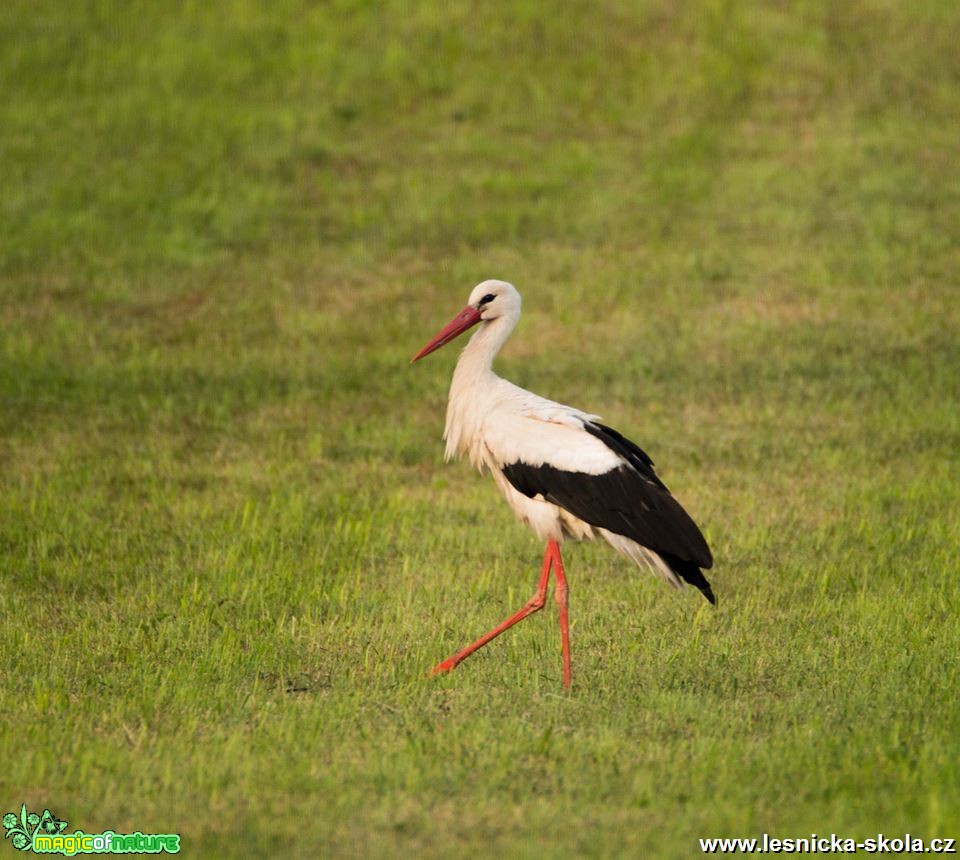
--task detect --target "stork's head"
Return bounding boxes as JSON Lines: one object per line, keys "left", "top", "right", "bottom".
{"left": 411, "top": 280, "right": 521, "bottom": 362}
{"left": 468, "top": 279, "right": 521, "bottom": 321}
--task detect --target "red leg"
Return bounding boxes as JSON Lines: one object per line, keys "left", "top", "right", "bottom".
{"left": 551, "top": 541, "right": 572, "bottom": 688}
{"left": 430, "top": 541, "right": 554, "bottom": 677}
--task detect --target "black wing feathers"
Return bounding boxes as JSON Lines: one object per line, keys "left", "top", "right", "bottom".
{"left": 503, "top": 461, "right": 713, "bottom": 570}
{"left": 583, "top": 422, "right": 712, "bottom": 570}
{"left": 582, "top": 422, "right": 666, "bottom": 489}
{"left": 501, "top": 421, "right": 714, "bottom": 602}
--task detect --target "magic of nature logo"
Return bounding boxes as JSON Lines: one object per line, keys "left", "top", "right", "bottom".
{"left": 3, "top": 806, "right": 180, "bottom": 855}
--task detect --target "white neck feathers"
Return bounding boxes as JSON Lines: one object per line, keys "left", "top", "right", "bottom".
{"left": 443, "top": 313, "right": 517, "bottom": 465}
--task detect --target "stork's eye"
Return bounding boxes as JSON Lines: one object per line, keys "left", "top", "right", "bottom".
{"left": 479, "top": 293, "right": 496, "bottom": 306}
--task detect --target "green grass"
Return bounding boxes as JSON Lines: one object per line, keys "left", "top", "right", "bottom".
{"left": 2, "top": 0, "right": 959, "bottom": 856}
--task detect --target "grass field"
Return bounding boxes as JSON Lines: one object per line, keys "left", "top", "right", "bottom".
{"left": 2, "top": 1, "right": 959, "bottom": 856}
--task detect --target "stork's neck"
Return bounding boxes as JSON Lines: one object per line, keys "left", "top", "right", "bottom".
{"left": 453, "top": 315, "right": 515, "bottom": 385}
{"left": 444, "top": 314, "right": 517, "bottom": 464}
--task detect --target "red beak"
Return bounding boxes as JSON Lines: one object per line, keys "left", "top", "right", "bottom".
{"left": 411, "top": 306, "right": 483, "bottom": 363}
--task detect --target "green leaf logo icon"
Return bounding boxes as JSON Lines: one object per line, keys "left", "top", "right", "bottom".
{"left": 2, "top": 803, "right": 68, "bottom": 851}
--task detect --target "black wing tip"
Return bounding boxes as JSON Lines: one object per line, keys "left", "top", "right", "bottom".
{"left": 688, "top": 573, "right": 716, "bottom": 605}
{"left": 663, "top": 553, "right": 716, "bottom": 605}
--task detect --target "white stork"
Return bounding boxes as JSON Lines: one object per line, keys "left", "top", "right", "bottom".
{"left": 412, "top": 280, "right": 714, "bottom": 688}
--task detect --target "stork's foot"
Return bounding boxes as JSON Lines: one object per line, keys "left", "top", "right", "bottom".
{"left": 429, "top": 657, "right": 459, "bottom": 676}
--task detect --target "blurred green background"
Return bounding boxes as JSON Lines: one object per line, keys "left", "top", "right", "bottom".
{"left": 2, "top": 1, "right": 958, "bottom": 856}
